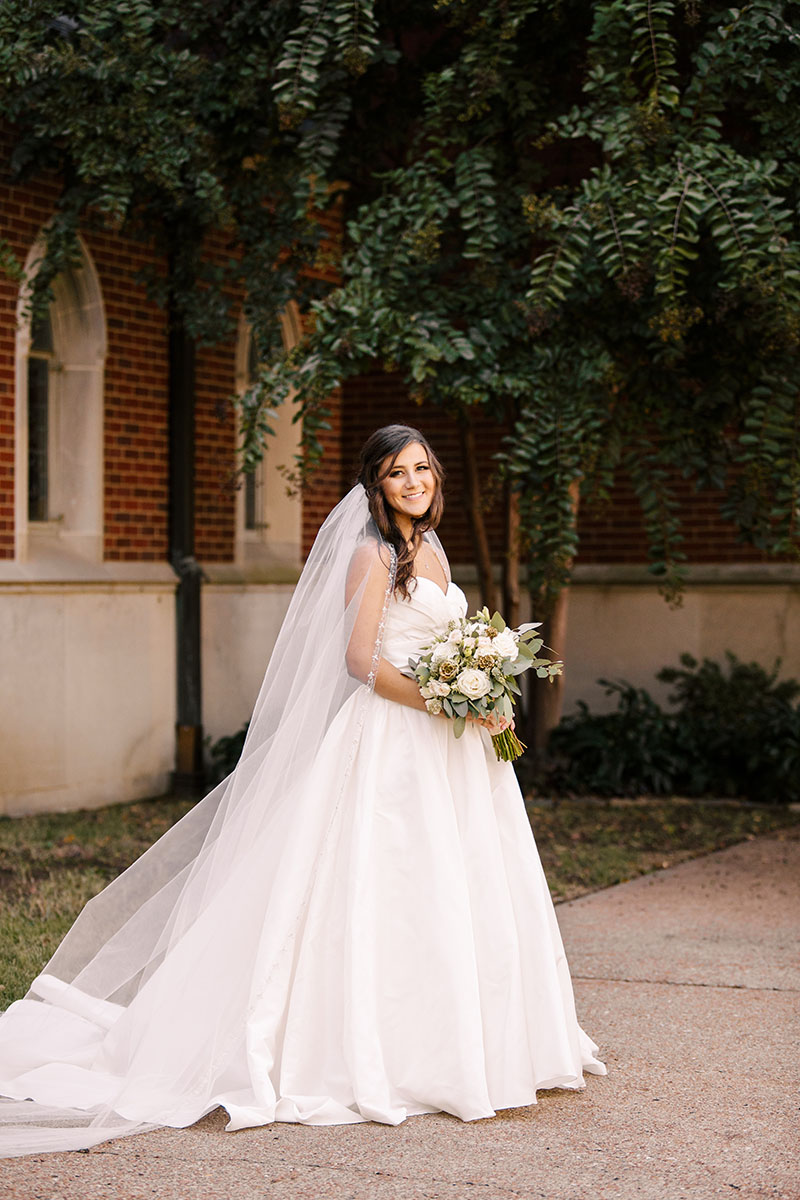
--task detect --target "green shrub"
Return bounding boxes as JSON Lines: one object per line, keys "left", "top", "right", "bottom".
{"left": 206, "top": 723, "right": 249, "bottom": 785}
{"left": 546, "top": 681, "right": 681, "bottom": 798}
{"left": 663, "top": 654, "right": 800, "bottom": 803}
{"left": 546, "top": 653, "right": 800, "bottom": 803}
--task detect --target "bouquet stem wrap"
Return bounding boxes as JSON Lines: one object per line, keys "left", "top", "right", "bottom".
{"left": 491, "top": 727, "right": 528, "bottom": 762}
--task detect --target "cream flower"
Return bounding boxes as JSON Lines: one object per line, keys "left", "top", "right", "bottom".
{"left": 429, "top": 678, "right": 451, "bottom": 697}
{"left": 493, "top": 630, "right": 519, "bottom": 661}
{"left": 455, "top": 668, "right": 492, "bottom": 700}
{"left": 425, "top": 698, "right": 443, "bottom": 715}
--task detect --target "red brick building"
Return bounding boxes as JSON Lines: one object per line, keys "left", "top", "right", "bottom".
{"left": 2, "top": 168, "right": 798, "bottom": 814}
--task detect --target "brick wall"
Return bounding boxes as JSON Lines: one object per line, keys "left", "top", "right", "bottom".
{"left": 92, "top": 230, "right": 239, "bottom": 564}
{"left": 86, "top": 229, "right": 172, "bottom": 560}
{"left": 0, "top": 163, "right": 243, "bottom": 565}
{"left": 194, "top": 333, "right": 237, "bottom": 563}
{"left": 341, "top": 368, "right": 777, "bottom": 569}
{"left": 301, "top": 387, "right": 345, "bottom": 556}
{"left": 298, "top": 202, "right": 347, "bottom": 553}
{"left": 340, "top": 369, "right": 507, "bottom": 563}
{"left": 0, "top": 155, "right": 352, "bottom": 567}
{"left": 576, "top": 474, "right": 770, "bottom": 564}
{"left": 1, "top": 154, "right": 775, "bottom": 572}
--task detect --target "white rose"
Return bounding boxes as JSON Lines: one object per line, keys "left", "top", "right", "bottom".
{"left": 425, "top": 698, "right": 443, "bottom": 715}
{"left": 419, "top": 685, "right": 434, "bottom": 699}
{"left": 431, "top": 641, "right": 455, "bottom": 663}
{"left": 462, "top": 637, "right": 477, "bottom": 649}
{"left": 493, "top": 630, "right": 518, "bottom": 661}
{"left": 476, "top": 636, "right": 497, "bottom": 658}
{"left": 429, "top": 679, "right": 451, "bottom": 697}
{"left": 455, "top": 668, "right": 492, "bottom": 700}
{"left": 447, "top": 628, "right": 462, "bottom": 644}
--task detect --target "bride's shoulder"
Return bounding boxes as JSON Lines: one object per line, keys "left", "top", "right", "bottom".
{"left": 347, "top": 536, "right": 394, "bottom": 592}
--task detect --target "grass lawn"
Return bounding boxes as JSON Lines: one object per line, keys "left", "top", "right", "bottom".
{"left": 1, "top": 794, "right": 798, "bottom": 1009}
{"left": 526, "top": 796, "right": 800, "bottom": 902}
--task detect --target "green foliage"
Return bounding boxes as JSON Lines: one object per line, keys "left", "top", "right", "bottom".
{"left": 546, "top": 680, "right": 682, "bottom": 797}
{"left": 3, "top": 1, "right": 800, "bottom": 600}
{"left": 254, "top": 0, "right": 800, "bottom": 607}
{"left": 0, "top": 868, "right": 110, "bottom": 1011}
{"left": 547, "top": 652, "right": 800, "bottom": 803}
{"left": 0, "top": 797, "right": 195, "bottom": 1009}
{"left": 660, "top": 651, "right": 800, "bottom": 799}
{"left": 206, "top": 723, "right": 249, "bottom": 785}
{"left": 0, "top": 0, "right": 360, "bottom": 344}
{"left": 273, "top": 0, "right": 382, "bottom": 131}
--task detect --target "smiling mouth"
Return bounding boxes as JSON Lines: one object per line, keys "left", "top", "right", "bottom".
{"left": 403, "top": 492, "right": 425, "bottom": 499}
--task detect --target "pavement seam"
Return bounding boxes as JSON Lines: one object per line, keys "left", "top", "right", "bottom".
{"left": 572, "top": 974, "right": 799, "bottom": 992}
{"left": 83, "top": 1150, "right": 532, "bottom": 1197}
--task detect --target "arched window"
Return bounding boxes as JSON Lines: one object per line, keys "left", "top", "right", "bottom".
{"left": 234, "top": 304, "right": 303, "bottom": 568}
{"left": 16, "top": 236, "right": 106, "bottom": 562}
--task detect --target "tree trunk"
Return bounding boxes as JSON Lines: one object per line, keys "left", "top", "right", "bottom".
{"left": 526, "top": 479, "right": 580, "bottom": 761}
{"left": 168, "top": 258, "right": 204, "bottom": 794}
{"left": 531, "top": 585, "right": 571, "bottom": 754}
{"left": 457, "top": 412, "right": 498, "bottom": 612}
{"left": 503, "top": 481, "right": 521, "bottom": 629}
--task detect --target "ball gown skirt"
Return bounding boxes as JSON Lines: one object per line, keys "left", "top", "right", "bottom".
{"left": 0, "top": 577, "right": 604, "bottom": 1148}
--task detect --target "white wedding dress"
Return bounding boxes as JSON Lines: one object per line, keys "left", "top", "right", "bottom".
{"left": 0, "top": 504, "right": 604, "bottom": 1155}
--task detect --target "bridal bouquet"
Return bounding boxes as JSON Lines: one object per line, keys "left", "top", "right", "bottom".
{"left": 409, "top": 607, "right": 563, "bottom": 762}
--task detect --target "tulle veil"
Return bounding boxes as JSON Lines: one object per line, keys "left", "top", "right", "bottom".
{"left": 0, "top": 482, "right": 425, "bottom": 1156}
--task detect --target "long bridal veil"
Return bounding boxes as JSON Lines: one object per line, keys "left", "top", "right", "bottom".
{"left": 0, "top": 484, "right": 396, "bottom": 1156}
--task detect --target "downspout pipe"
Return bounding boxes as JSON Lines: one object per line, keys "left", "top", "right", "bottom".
{"left": 167, "top": 279, "right": 204, "bottom": 793}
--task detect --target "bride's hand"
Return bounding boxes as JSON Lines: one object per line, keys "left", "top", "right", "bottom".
{"left": 472, "top": 713, "right": 514, "bottom": 736}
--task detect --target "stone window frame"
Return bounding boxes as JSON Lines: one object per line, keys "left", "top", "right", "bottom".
{"left": 14, "top": 235, "right": 107, "bottom": 565}
{"left": 233, "top": 304, "right": 303, "bottom": 570}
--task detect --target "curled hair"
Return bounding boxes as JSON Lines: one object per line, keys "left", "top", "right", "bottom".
{"left": 357, "top": 424, "right": 445, "bottom": 600}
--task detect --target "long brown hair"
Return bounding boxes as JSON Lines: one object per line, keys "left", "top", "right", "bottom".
{"left": 357, "top": 425, "right": 445, "bottom": 599}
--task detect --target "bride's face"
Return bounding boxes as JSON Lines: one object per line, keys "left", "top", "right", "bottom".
{"left": 380, "top": 441, "right": 436, "bottom": 529}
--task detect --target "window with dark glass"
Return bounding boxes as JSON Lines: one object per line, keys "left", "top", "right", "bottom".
{"left": 27, "top": 312, "right": 54, "bottom": 522}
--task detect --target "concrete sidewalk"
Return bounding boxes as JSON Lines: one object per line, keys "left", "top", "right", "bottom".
{"left": 3, "top": 829, "right": 798, "bottom": 1200}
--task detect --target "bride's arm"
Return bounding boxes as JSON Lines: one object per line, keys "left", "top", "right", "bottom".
{"left": 345, "top": 543, "right": 510, "bottom": 729}
{"left": 345, "top": 544, "right": 430, "bottom": 712}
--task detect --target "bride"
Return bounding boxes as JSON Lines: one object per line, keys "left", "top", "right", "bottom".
{"left": 0, "top": 424, "right": 605, "bottom": 1156}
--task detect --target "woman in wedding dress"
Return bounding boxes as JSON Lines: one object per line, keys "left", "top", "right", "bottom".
{"left": 0, "top": 424, "right": 604, "bottom": 1156}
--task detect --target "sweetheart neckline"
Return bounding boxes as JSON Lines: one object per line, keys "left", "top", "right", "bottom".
{"left": 412, "top": 575, "right": 461, "bottom": 600}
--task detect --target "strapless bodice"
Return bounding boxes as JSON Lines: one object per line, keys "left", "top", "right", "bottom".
{"left": 381, "top": 577, "right": 468, "bottom": 673}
